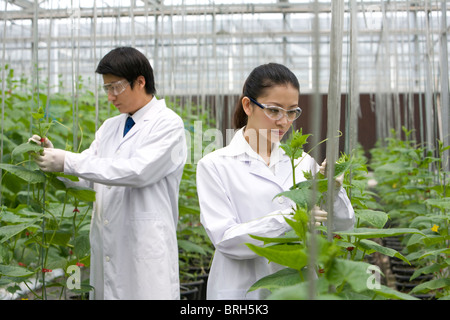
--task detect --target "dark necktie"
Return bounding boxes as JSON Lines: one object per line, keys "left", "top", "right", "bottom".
{"left": 123, "top": 116, "right": 135, "bottom": 137}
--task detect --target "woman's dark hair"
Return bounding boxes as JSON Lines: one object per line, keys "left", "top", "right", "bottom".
{"left": 96, "top": 47, "right": 156, "bottom": 95}
{"left": 233, "top": 63, "right": 300, "bottom": 129}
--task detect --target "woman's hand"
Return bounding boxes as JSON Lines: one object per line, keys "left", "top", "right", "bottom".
{"left": 319, "top": 159, "right": 344, "bottom": 188}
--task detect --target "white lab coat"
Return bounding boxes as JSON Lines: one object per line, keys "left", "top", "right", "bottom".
{"left": 197, "top": 128, "right": 355, "bottom": 300}
{"left": 63, "top": 97, "right": 187, "bottom": 300}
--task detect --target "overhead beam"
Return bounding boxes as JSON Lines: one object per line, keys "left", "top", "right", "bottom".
{"left": 7, "top": 0, "right": 34, "bottom": 10}
{"left": 1, "top": 27, "right": 441, "bottom": 44}
{"left": 0, "top": 2, "right": 443, "bottom": 21}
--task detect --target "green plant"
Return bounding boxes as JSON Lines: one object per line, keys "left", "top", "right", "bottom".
{"left": 0, "top": 67, "right": 102, "bottom": 299}
{"left": 370, "top": 128, "right": 450, "bottom": 299}
{"left": 245, "top": 128, "right": 425, "bottom": 300}
{"left": 0, "top": 136, "right": 95, "bottom": 300}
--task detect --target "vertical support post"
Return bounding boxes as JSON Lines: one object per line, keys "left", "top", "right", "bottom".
{"left": 307, "top": 0, "right": 322, "bottom": 301}
{"left": 347, "top": 0, "right": 359, "bottom": 157}
{"left": 325, "top": 0, "right": 344, "bottom": 242}
{"left": 93, "top": 0, "right": 99, "bottom": 132}
{"left": 439, "top": 0, "right": 449, "bottom": 171}
{"left": 0, "top": 0, "right": 7, "bottom": 206}
{"left": 70, "top": 0, "right": 80, "bottom": 151}
{"left": 424, "top": 3, "right": 435, "bottom": 154}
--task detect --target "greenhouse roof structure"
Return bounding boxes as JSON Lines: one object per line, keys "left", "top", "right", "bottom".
{"left": 1, "top": 0, "right": 449, "bottom": 96}
{"left": 1, "top": 0, "right": 449, "bottom": 160}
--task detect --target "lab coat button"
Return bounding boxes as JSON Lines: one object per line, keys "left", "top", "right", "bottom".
{"left": 105, "top": 256, "right": 110, "bottom": 262}
{"left": 278, "top": 197, "right": 285, "bottom": 204}
{"left": 104, "top": 219, "right": 109, "bottom": 225}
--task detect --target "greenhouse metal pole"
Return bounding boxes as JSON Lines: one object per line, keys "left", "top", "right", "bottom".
{"left": 31, "top": 0, "right": 47, "bottom": 300}
{"left": 307, "top": 0, "right": 322, "bottom": 301}
{"left": 70, "top": 0, "right": 80, "bottom": 151}
{"left": 347, "top": 0, "right": 359, "bottom": 157}
{"left": 93, "top": 0, "right": 99, "bottom": 132}
{"left": 0, "top": 0, "right": 7, "bottom": 206}
{"left": 325, "top": 0, "right": 344, "bottom": 242}
{"left": 424, "top": 1, "right": 435, "bottom": 153}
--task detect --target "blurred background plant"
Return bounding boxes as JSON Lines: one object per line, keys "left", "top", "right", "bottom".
{"left": 369, "top": 127, "right": 450, "bottom": 299}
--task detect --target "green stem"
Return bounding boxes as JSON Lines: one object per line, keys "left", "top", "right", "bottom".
{"left": 23, "top": 280, "right": 40, "bottom": 300}
{"left": 40, "top": 178, "right": 47, "bottom": 300}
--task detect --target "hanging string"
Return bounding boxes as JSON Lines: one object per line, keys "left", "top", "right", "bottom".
{"left": 130, "top": 0, "right": 135, "bottom": 47}
{"left": 0, "top": 0, "right": 8, "bottom": 207}
{"left": 424, "top": 0, "right": 435, "bottom": 154}
{"left": 439, "top": 0, "right": 449, "bottom": 171}
{"left": 93, "top": 0, "right": 99, "bottom": 132}
{"left": 46, "top": 0, "right": 54, "bottom": 123}
{"left": 70, "top": 0, "right": 80, "bottom": 151}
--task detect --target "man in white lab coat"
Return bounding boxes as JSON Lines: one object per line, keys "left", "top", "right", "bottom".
{"left": 31, "top": 47, "right": 187, "bottom": 299}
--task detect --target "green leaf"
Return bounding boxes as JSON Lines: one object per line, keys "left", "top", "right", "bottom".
{"left": 249, "top": 234, "right": 299, "bottom": 245}
{"left": 73, "top": 234, "right": 91, "bottom": 259}
{"left": 372, "top": 285, "right": 419, "bottom": 300}
{"left": 0, "top": 164, "right": 46, "bottom": 184}
{"left": 276, "top": 186, "right": 321, "bottom": 209}
{"left": 0, "top": 264, "right": 34, "bottom": 277}
{"left": 424, "top": 198, "right": 450, "bottom": 210}
{"left": 67, "top": 186, "right": 96, "bottom": 202}
{"left": 326, "top": 259, "right": 376, "bottom": 293}
{"left": 410, "top": 264, "right": 441, "bottom": 281}
{"left": 11, "top": 142, "right": 43, "bottom": 159}
{"left": 32, "top": 108, "right": 45, "bottom": 120}
{"left": 178, "top": 239, "right": 207, "bottom": 255}
{"left": 358, "top": 239, "right": 410, "bottom": 265}
{"left": 248, "top": 268, "right": 303, "bottom": 293}
{"left": 246, "top": 243, "right": 308, "bottom": 271}
{"left": 280, "top": 128, "right": 311, "bottom": 160}
{"left": 334, "top": 160, "right": 353, "bottom": 177}
{"left": 406, "top": 247, "right": 450, "bottom": 262}
{"left": 267, "top": 278, "right": 340, "bottom": 300}
{"left": 43, "top": 230, "right": 72, "bottom": 246}
{"left": 355, "top": 209, "right": 389, "bottom": 229}
{"left": 45, "top": 248, "right": 69, "bottom": 270}
{"left": 53, "top": 172, "right": 80, "bottom": 182}
{"left": 410, "top": 278, "right": 450, "bottom": 294}
{"left": 0, "top": 219, "right": 40, "bottom": 243}
{"left": 335, "top": 227, "right": 426, "bottom": 239}
{"left": 178, "top": 205, "right": 200, "bottom": 215}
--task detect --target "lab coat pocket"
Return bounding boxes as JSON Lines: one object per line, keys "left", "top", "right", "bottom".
{"left": 129, "top": 212, "right": 166, "bottom": 260}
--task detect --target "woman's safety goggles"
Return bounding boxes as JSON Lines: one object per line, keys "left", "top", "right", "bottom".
{"left": 102, "top": 79, "right": 130, "bottom": 96}
{"left": 249, "top": 97, "right": 302, "bottom": 121}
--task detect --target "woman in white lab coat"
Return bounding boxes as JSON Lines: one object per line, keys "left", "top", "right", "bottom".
{"left": 196, "top": 63, "right": 354, "bottom": 300}
{"left": 32, "top": 47, "right": 187, "bottom": 299}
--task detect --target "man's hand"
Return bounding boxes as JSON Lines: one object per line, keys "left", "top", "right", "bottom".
{"left": 28, "top": 135, "right": 54, "bottom": 148}
{"left": 311, "top": 205, "right": 327, "bottom": 226}
{"left": 34, "top": 148, "right": 66, "bottom": 172}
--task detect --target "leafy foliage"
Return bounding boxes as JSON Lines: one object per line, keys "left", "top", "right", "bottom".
{"left": 245, "top": 128, "right": 430, "bottom": 300}
{"left": 370, "top": 127, "right": 450, "bottom": 299}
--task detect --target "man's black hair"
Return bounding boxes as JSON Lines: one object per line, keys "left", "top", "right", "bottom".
{"left": 96, "top": 47, "right": 156, "bottom": 95}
